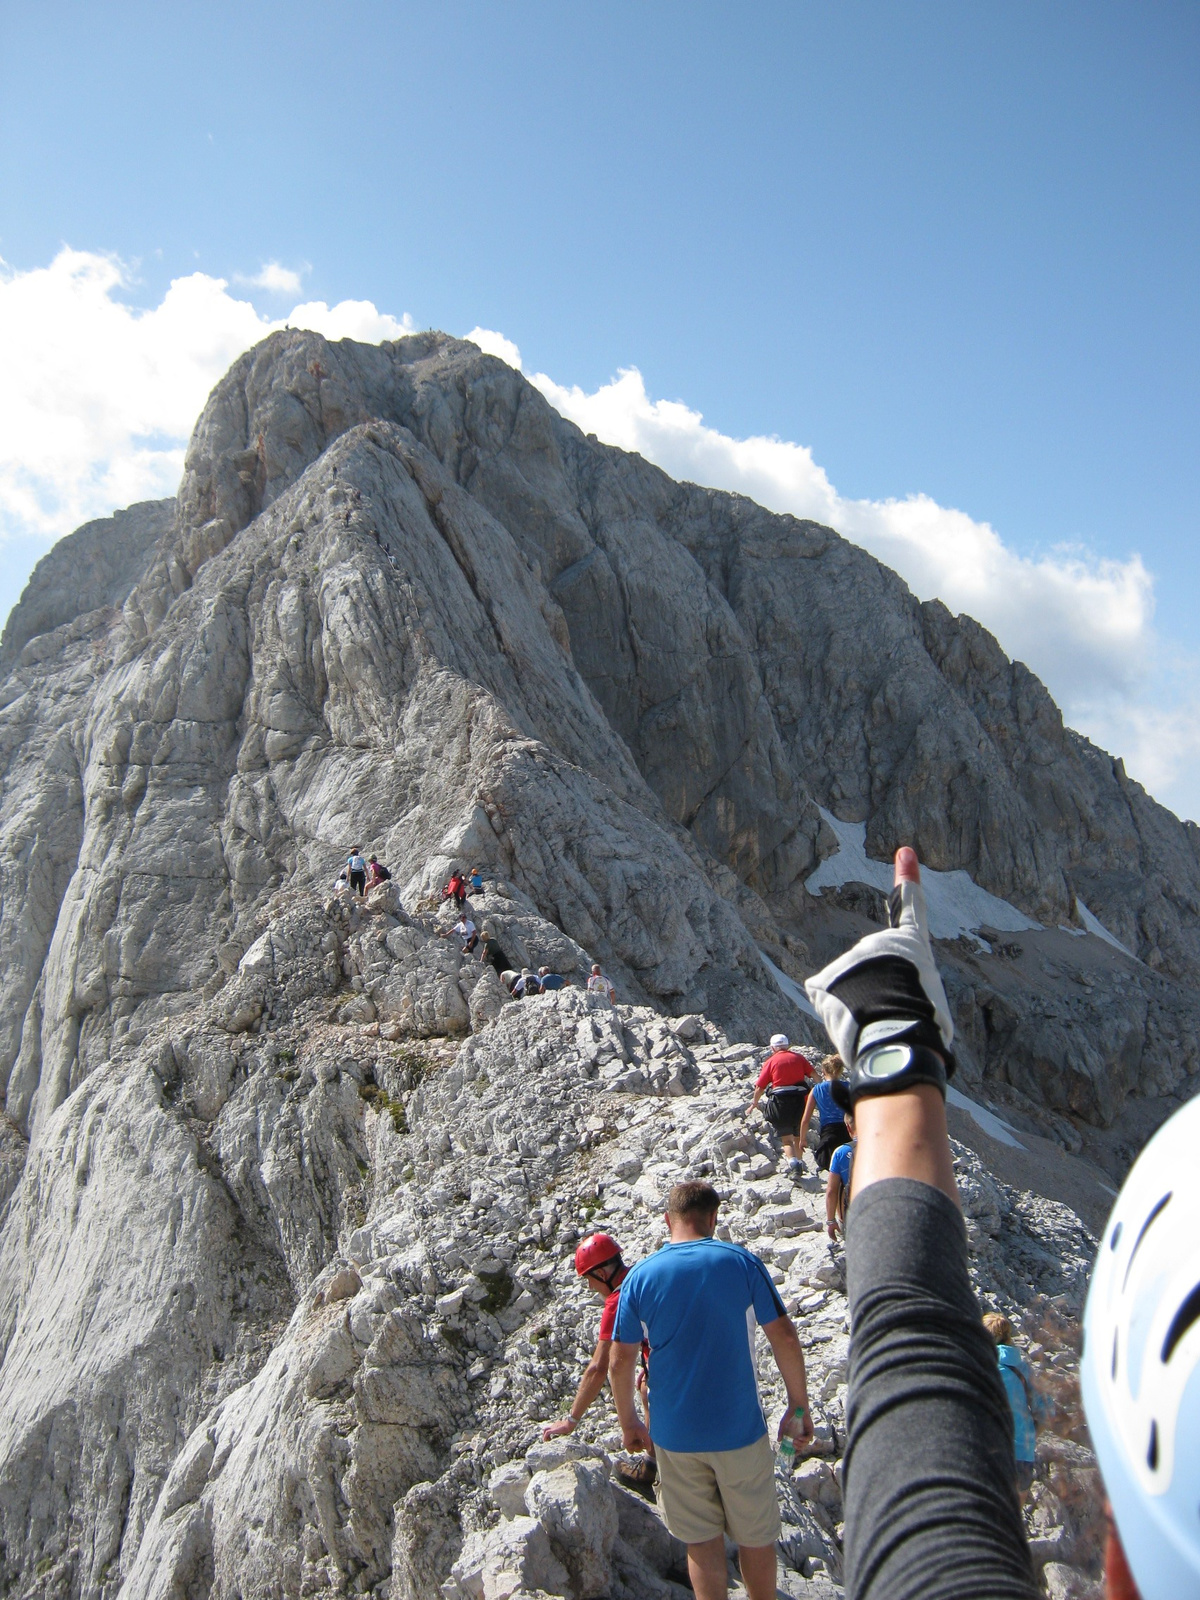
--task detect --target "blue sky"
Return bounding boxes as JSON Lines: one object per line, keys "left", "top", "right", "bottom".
{"left": 1, "top": 2, "right": 1198, "bottom": 814}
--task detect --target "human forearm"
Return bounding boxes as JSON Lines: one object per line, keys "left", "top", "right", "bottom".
{"left": 850, "top": 1084, "right": 958, "bottom": 1208}
{"left": 764, "top": 1316, "right": 810, "bottom": 1410}
{"left": 567, "top": 1360, "right": 608, "bottom": 1422}
{"left": 843, "top": 1179, "right": 1036, "bottom": 1599}
{"left": 608, "top": 1342, "right": 640, "bottom": 1429}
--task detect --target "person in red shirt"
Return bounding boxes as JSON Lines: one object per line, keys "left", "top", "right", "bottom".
{"left": 747, "top": 1033, "right": 816, "bottom": 1175}
{"left": 441, "top": 867, "right": 468, "bottom": 908}
{"left": 543, "top": 1234, "right": 656, "bottom": 1498}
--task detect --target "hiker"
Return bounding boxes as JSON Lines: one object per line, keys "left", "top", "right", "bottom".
{"left": 804, "top": 846, "right": 1040, "bottom": 1599}
{"left": 543, "top": 1234, "right": 657, "bottom": 1500}
{"left": 478, "top": 928, "right": 510, "bottom": 977}
{"left": 747, "top": 1033, "right": 816, "bottom": 1176}
{"left": 366, "top": 854, "right": 391, "bottom": 889}
{"left": 610, "top": 1181, "right": 813, "bottom": 1600}
{"left": 586, "top": 963, "right": 615, "bottom": 1007}
{"left": 536, "top": 965, "right": 567, "bottom": 991}
{"left": 442, "top": 867, "right": 468, "bottom": 908}
{"left": 469, "top": 865, "right": 485, "bottom": 894}
{"left": 332, "top": 868, "right": 351, "bottom": 898}
{"left": 795, "top": 1054, "right": 851, "bottom": 1171}
{"left": 825, "top": 1112, "right": 855, "bottom": 1238}
{"left": 346, "top": 846, "right": 367, "bottom": 897}
{"left": 511, "top": 967, "right": 539, "bottom": 998}
{"left": 442, "top": 913, "right": 477, "bottom": 953}
{"left": 983, "top": 1313, "right": 1048, "bottom": 1503}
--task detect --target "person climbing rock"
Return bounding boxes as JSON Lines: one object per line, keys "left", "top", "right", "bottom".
{"left": 747, "top": 1033, "right": 815, "bottom": 1176}
{"left": 478, "top": 928, "right": 511, "bottom": 977}
{"left": 544, "top": 1234, "right": 657, "bottom": 1500}
{"left": 442, "top": 866, "right": 468, "bottom": 908}
{"left": 984, "top": 1313, "right": 1048, "bottom": 1502}
{"left": 442, "top": 913, "right": 477, "bottom": 953}
{"left": 586, "top": 963, "right": 615, "bottom": 1007}
{"left": 536, "top": 965, "right": 567, "bottom": 991}
{"left": 346, "top": 847, "right": 367, "bottom": 897}
{"left": 512, "top": 967, "right": 539, "bottom": 998}
{"left": 796, "top": 1054, "right": 852, "bottom": 1171}
{"left": 610, "top": 1181, "right": 813, "bottom": 1600}
{"left": 469, "top": 865, "right": 485, "bottom": 894}
{"left": 825, "top": 1112, "right": 856, "bottom": 1238}
{"left": 366, "top": 854, "right": 391, "bottom": 888}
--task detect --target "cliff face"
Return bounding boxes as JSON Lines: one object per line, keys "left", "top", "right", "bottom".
{"left": 0, "top": 329, "right": 1190, "bottom": 1597}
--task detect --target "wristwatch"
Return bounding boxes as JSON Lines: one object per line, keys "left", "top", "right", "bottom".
{"left": 848, "top": 1039, "right": 948, "bottom": 1102}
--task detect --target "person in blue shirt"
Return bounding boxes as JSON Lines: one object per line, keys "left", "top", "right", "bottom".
{"left": 983, "top": 1313, "right": 1050, "bottom": 1501}
{"left": 796, "top": 1054, "right": 852, "bottom": 1171}
{"left": 609, "top": 1180, "right": 813, "bottom": 1600}
{"left": 825, "top": 1114, "right": 856, "bottom": 1240}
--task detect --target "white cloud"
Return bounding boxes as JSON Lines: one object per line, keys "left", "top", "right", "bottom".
{"left": 466, "top": 326, "right": 522, "bottom": 369}
{"left": 0, "top": 248, "right": 413, "bottom": 543}
{"left": 243, "top": 264, "right": 307, "bottom": 296}
{"left": 244, "top": 261, "right": 306, "bottom": 294}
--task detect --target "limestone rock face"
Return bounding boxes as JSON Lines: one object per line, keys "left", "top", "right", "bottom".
{"left": 0, "top": 328, "right": 1189, "bottom": 1597}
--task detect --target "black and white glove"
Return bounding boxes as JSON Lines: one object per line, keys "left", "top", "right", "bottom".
{"left": 805, "top": 873, "right": 955, "bottom": 1104}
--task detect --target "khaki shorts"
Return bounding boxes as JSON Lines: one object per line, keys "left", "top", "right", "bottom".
{"left": 655, "top": 1434, "right": 781, "bottom": 1548}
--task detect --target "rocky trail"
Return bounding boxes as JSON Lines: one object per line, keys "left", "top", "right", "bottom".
{"left": 0, "top": 326, "right": 1192, "bottom": 1598}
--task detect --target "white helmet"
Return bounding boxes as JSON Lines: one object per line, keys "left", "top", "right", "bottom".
{"left": 770, "top": 1033, "right": 790, "bottom": 1051}
{"left": 1082, "top": 1094, "right": 1200, "bottom": 1600}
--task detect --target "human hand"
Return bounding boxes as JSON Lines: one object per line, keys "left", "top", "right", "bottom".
{"left": 622, "top": 1419, "right": 653, "bottom": 1455}
{"left": 826, "top": 1220, "right": 838, "bottom": 1241}
{"left": 804, "top": 846, "right": 955, "bottom": 1083}
{"left": 778, "top": 1405, "right": 814, "bottom": 1452}
{"left": 542, "top": 1417, "right": 578, "bottom": 1441}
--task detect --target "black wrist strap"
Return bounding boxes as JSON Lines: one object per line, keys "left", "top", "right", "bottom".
{"left": 847, "top": 1040, "right": 948, "bottom": 1103}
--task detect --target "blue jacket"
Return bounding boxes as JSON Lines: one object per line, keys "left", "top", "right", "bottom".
{"left": 997, "top": 1343, "right": 1049, "bottom": 1462}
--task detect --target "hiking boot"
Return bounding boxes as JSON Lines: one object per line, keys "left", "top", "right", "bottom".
{"left": 615, "top": 1455, "right": 658, "bottom": 1503}
{"left": 788, "top": 1158, "right": 804, "bottom": 1178}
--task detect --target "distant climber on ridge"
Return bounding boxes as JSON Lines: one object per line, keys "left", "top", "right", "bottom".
{"left": 796, "top": 1054, "right": 852, "bottom": 1171}
{"left": 984, "top": 1313, "right": 1049, "bottom": 1502}
{"left": 441, "top": 912, "right": 477, "bottom": 953}
{"left": 442, "top": 866, "right": 468, "bottom": 908}
{"left": 366, "top": 853, "right": 391, "bottom": 889}
{"left": 346, "top": 846, "right": 367, "bottom": 897}
{"left": 825, "top": 1112, "right": 856, "bottom": 1238}
{"left": 747, "top": 1033, "right": 815, "bottom": 1177}
{"left": 544, "top": 1234, "right": 657, "bottom": 1500}
{"left": 586, "top": 963, "right": 616, "bottom": 1007}
{"left": 537, "top": 965, "right": 567, "bottom": 991}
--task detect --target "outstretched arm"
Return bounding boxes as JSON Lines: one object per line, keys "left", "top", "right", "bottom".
{"left": 797, "top": 1091, "right": 816, "bottom": 1146}
{"left": 807, "top": 848, "right": 1037, "bottom": 1600}
{"left": 543, "top": 1339, "right": 611, "bottom": 1441}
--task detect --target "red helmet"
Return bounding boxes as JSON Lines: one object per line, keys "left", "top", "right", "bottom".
{"left": 574, "top": 1233, "right": 622, "bottom": 1277}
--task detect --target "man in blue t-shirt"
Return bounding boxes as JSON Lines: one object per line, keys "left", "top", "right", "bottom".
{"left": 610, "top": 1181, "right": 813, "bottom": 1600}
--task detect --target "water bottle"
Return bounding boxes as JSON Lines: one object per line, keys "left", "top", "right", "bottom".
{"left": 778, "top": 1406, "right": 807, "bottom": 1467}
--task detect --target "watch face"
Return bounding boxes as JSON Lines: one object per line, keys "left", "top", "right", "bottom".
{"left": 859, "top": 1043, "right": 913, "bottom": 1080}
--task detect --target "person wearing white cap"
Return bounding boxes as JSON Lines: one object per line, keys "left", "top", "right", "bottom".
{"left": 747, "top": 1032, "right": 816, "bottom": 1177}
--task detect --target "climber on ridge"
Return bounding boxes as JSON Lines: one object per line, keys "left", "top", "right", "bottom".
{"left": 747, "top": 1033, "right": 815, "bottom": 1176}
{"left": 796, "top": 1053, "right": 852, "bottom": 1171}
{"left": 824, "top": 1111, "right": 855, "bottom": 1239}
{"left": 536, "top": 965, "right": 567, "bottom": 991}
{"left": 441, "top": 912, "right": 478, "bottom": 953}
{"left": 610, "top": 1182, "right": 813, "bottom": 1600}
{"left": 346, "top": 846, "right": 367, "bottom": 897}
{"left": 442, "top": 866, "right": 468, "bottom": 908}
{"left": 477, "top": 925, "right": 510, "bottom": 977}
{"left": 586, "top": 963, "right": 616, "bottom": 1008}
{"left": 984, "top": 1313, "right": 1048, "bottom": 1503}
{"left": 545, "top": 1234, "right": 657, "bottom": 1500}
{"left": 366, "top": 853, "right": 391, "bottom": 889}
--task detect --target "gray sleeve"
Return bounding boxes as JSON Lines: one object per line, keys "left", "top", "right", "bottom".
{"left": 842, "top": 1178, "right": 1039, "bottom": 1600}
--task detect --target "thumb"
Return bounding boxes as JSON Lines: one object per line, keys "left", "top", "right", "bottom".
{"left": 888, "top": 847, "right": 930, "bottom": 937}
